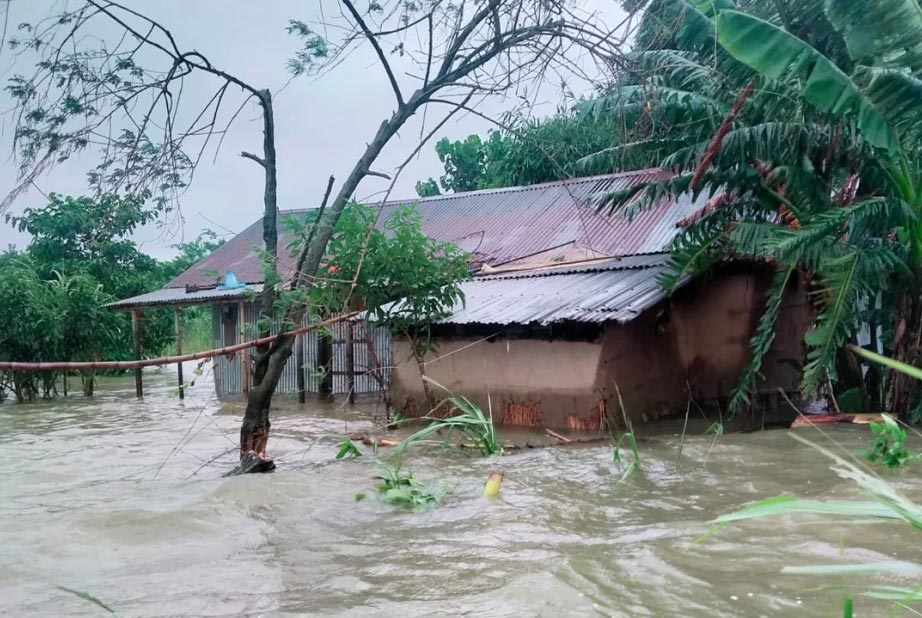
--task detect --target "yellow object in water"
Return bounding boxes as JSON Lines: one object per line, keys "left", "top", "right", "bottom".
{"left": 483, "top": 471, "right": 503, "bottom": 498}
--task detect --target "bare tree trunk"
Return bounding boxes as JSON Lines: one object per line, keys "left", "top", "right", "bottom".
{"left": 238, "top": 90, "right": 280, "bottom": 469}
{"left": 235, "top": 104, "right": 412, "bottom": 472}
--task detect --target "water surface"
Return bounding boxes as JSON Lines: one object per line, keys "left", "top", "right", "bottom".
{"left": 2, "top": 368, "right": 920, "bottom": 616}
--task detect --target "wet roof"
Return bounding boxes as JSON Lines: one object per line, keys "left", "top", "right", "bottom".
{"left": 432, "top": 253, "right": 682, "bottom": 326}
{"left": 164, "top": 169, "right": 703, "bottom": 290}
{"left": 106, "top": 284, "right": 262, "bottom": 310}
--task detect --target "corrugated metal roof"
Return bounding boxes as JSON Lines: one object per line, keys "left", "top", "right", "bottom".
{"left": 433, "top": 254, "right": 683, "bottom": 326}
{"left": 107, "top": 284, "right": 263, "bottom": 310}
{"left": 166, "top": 169, "right": 704, "bottom": 290}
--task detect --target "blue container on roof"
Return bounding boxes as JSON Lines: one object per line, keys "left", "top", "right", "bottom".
{"left": 218, "top": 271, "right": 244, "bottom": 290}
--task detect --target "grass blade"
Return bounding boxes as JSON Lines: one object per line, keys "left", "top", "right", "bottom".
{"left": 56, "top": 586, "right": 116, "bottom": 614}
{"left": 713, "top": 496, "right": 904, "bottom": 524}
{"left": 782, "top": 561, "right": 922, "bottom": 576}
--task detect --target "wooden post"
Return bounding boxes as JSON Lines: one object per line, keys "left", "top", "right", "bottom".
{"left": 317, "top": 320, "right": 333, "bottom": 400}
{"left": 131, "top": 310, "right": 143, "bottom": 398}
{"left": 346, "top": 320, "right": 356, "bottom": 404}
{"left": 174, "top": 308, "right": 184, "bottom": 400}
{"left": 296, "top": 329, "right": 306, "bottom": 404}
{"left": 239, "top": 302, "right": 249, "bottom": 400}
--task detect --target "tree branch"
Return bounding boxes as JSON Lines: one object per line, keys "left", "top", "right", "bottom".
{"left": 240, "top": 151, "right": 266, "bottom": 167}
{"left": 340, "top": 0, "right": 405, "bottom": 108}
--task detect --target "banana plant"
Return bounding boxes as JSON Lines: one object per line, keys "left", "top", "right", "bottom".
{"left": 583, "top": 0, "right": 922, "bottom": 415}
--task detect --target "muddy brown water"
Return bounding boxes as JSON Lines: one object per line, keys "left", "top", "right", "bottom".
{"left": 2, "top": 368, "right": 921, "bottom": 617}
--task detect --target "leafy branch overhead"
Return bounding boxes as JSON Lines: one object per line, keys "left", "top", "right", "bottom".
{"left": 309, "top": 202, "right": 469, "bottom": 350}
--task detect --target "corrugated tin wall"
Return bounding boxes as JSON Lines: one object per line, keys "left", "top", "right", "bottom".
{"left": 212, "top": 303, "right": 391, "bottom": 399}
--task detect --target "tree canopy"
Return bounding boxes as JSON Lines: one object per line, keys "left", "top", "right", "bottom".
{"left": 0, "top": 193, "right": 223, "bottom": 401}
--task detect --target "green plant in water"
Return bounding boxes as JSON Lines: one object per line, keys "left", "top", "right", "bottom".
{"left": 335, "top": 437, "right": 363, "bottom": 459}
{"left": 395, "top": 377, "right": 500, "bottom": 457}
{"left": 610, "top": 382, "right": 642, "bottom": 480}
{"left": 375, "top": 457, "right": 439, "bottom": 508}
{"left": 848, "top": 346, "right": 920, "bottom": 468}
{"left": 56, "top": 585, "right": 116, "bottom": 614}
{"left": 612, "top": 432, "right": 641, "bottom": 481}
{"left": 708, "top": 433, "right": 922, "bottom": 610}
{"left": 864, "top": 415, "right": 914, "bottom": 469}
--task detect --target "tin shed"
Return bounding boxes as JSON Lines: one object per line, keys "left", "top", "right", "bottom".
{"left": 111, "top": 169, "right": 713, "bottom": 402}
{"left": 390, "top": 256, "right": 810, "bottom": 430}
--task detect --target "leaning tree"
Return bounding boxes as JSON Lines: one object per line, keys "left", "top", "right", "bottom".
{"left": 3, "top": 0, "right": 622, "bottom": 471}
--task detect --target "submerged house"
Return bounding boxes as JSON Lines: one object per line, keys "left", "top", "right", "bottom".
{"left": 110, "top": 169, "right": 808, "bottom": 425}
{"left": 391, "top": 255, "right": 809, "bottom": 429}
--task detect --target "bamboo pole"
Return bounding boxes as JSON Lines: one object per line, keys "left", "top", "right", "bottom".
{"left": 346, "top": 320, "right": 356, "bottom": 404}
{"left": 175, "top": 308, "right": 184, "bottom": 400}
{"left": 0, "top": 311, "right": 362, "bottom": 372}
{"left": 296, "top": 328, "right": 306, "bottom": 404}
{"left": 132, "top": 310, "right": 143, "bottom": 398}
{"left": 239, "top": 302, "right": 249, "bottom": 401}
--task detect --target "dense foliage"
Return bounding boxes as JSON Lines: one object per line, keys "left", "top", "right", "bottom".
{"left": 312, "top": 203, "right": 469, "bottom": 341}
{"left": 0, "top": 194, "right": 222, "bottom": 401}
{"left": 416, "top": 111, "right": 621, "bottom": 195}
{"left": 579, "top": 0, "right": 922, "bottom": 416}
{"left": 584, "top": 0, "right": 922, "bottom": 414}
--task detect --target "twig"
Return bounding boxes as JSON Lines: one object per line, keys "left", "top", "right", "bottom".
{"left": 546, "top": 428, "right": 572, "bottom": 443}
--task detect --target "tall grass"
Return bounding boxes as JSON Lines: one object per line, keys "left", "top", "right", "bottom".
{"left": 709, "top": 432, "right": 922, "bottom": 605}
{"left": 611, "top": 381, "right": 642, "bottom": 479}
{"left": 612, "top": 432, "right": 641, "bottom": 481}
{"left": 396, "top": 377, "right": 500, "bottom": 456}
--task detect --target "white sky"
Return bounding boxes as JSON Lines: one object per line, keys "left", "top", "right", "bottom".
{"left": 0, "top": 1, "right": 628, "bottom": 259}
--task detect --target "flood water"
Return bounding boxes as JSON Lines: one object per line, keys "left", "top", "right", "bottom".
{"left": 3, "top": 367, "right": 921, "bottom": 617}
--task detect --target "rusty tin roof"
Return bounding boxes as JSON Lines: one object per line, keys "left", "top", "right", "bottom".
{"left": 433, "top": 254, "right": 682, "bottom": 326}
{"left": 165, "top": 169, "right": 703, "bottom": 291}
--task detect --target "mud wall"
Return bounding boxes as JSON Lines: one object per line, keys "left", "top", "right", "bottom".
{"left": 391, "top": 270, "right": 808, "bottom": 429}
{"left": 391, "top": 337, "right": 605, "bottom": 428}
{"left": 594, "top": 310, "right": 687, "bottom": 426}
{"left": 670, "top": 273, "right": 765, "bottom": 402}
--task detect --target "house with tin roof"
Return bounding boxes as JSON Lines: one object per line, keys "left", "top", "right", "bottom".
{"left": 111, "top": 170, "right": 809, "bottom": 426}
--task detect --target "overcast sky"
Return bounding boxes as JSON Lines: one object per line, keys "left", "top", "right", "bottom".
{"left": 0, "top": 1, "right": 627, "bottom": 258}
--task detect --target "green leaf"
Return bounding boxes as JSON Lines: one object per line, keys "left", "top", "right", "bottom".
{"left": 716, "top": 10, "right": 897, "bottom": 151}
{"left": 335, "top": 438, "right": 363, "bottom": 459}
{"left": 802, "top": 251, "right": 861, "bottom": 394}
{"left": 825, "top": 0, "right": 922, "bottom": 78}
{"left": 729, "top": 259, "right": 799, "bottom": 412}
{"left": 56, "top": 586, "right": 116, "bottom": 614}
{"left": 849, "top": 344, "right": 922, "bottom": 381}
{"left": 865, "top": 585, "right": 922, "bottom": 601}
{"left": 713, "top": 495, "right": 903, "bottom": 524}
{"left": 782, "top": 560, "right": 922, "bottom": 576}
{"left": 781, "top": 560, "right": 922, "bottom": 576}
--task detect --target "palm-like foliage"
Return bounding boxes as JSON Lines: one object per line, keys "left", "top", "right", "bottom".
{"left": 582, "top": 0, "right": 922, "bottom": 413}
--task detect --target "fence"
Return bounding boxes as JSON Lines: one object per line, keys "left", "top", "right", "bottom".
{"left": 212, "top": 303, "right": 391, "bottom": 400}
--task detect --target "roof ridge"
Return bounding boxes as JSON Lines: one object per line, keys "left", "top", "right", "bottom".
{"left": 277, "top": 168, "right": 668, "bottom": 215}
{"left": 476, "top": 253, "right": 670, "bottom": 281}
